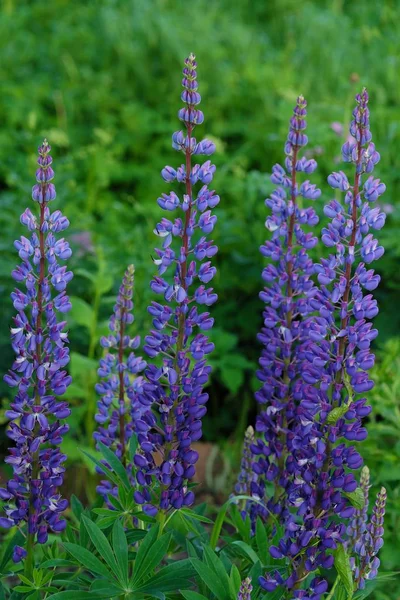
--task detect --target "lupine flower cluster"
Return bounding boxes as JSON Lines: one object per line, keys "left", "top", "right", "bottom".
{"left": 94, "top": 264, "right": 146, "bottom": 500}
{"left": 255, "top": 90, "right": 387, "bottom": 597}
{"left": 133, "top": 54, "right": 219, "bottom": 515}
{"left": 0, "top": 141, "right": 72, "bottom": 563}
{"left": 251, "top": 96, "right": 320, "bottom": 517}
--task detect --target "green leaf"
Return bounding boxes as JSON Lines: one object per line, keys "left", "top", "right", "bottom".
{"left": 128, "top": 434, "right": 138, "bottom": 463}
{"left": 71, "top": 494, "right": 84, "bottom": 520}
{"left": 344, "top": 487, "right": 365, "bottom": 510}
{"left": 81, "top": 449, "right": 120, "bottom": 488}
{"left": 181, "top": 592, "right": 209, "bottom": 600}
{"left": 134, "top": 559, "right": 194, "bottom": 594}
{"left": 191, "top": 558, "right": 229, "bottom": 600}
{"left": 229, "top": 564, "right": 242, "bottom": 597}
{"left": 180, "top": 508, "right": 214, "bottom": 524}
{"left": 0, "top": 528, "right": 25, "bottom": 573}
{"left": 125, "top": 529, "right": 147, "bottom": 544}
{"left": 97, "top": 441, "right": 130, "bottom": 490}
{"left": 68, "top": 298, "right": 94, "bottom": 329}
{"left": 210, "top": 494, "right": 275, "bottom": 550}
{"left": 63, "top": 542, "right": 114, "bottom": 580}
{"left": 112, "top": 520, "right": 128, "bottom": 586}
{"left": 327, "top": 404, "right": 350, "bottom": 425}
{"left": 46, "top": 592, "right": 114, "bottom": 600}
{"left": 70, "top": 352, "right": 98, "bottom": 377}
{"left": 334, "top": 544, "right": 353, "bottom": 600}
{"left": 202, "top": 546, "right": 231, "bottom": 590}
{"left": 255, "top": 517, "right": 269, "bottom": 564}
{"left": 230, "top": 540, "right": 260, "bottom": 564}
{"left": 0, "top": 582, "right": 6, "bottom": 600}
{"left": 81, "top": 516, "right": 120, "bottom": 580}
{"left": 131, "top": 528, "right": 171, "bottom": 586}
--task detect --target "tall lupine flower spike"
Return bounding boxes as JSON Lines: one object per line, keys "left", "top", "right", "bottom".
{"left": 354, "top": 487, "right": 386, "bottom": 589}
{"left": 237, "top": 577, "right": 252, "bottom": 600}
{"left": 0, "top": 140, "right": 72, "bottom": 570}
{"left": 266, "top": 89, "right": 386, "bottom": 597}
{"left": 133, "top": 54, "right": 219, "bottom": 515}
{"left": 94, "top": 265, "right": 146, "bottom": 501}
{"left": 251, "top": 97, "right": 320, "bottom": 524}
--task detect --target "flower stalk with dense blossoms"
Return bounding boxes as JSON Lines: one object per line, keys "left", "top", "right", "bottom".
{"left": 251, "top": 96, "right": 320, "bottom": 521}
{"left": 133, "top": 54, "right": 219, "bottom": 515}
{"left": 0, "top": 140, "right": 72, "bottom": 573}
{"left": 260, "top": 89, "right": 386, "bottom": 597}
{"left": 94, "top": 265, "right": 146, "bottom": 500}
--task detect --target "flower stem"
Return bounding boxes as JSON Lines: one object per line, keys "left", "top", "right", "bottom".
{"left": 25, "top": 198, "right": 46, "bottom": 578}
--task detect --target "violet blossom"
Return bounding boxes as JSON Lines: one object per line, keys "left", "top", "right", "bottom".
{"left": 94, "top": 264, "right": 146, "bottom": 500}
{"left": 133, "top": 54, "right": 219, "bottom": 514}
{"left": 0, "top": 140, "right": 72, "bottom": 567}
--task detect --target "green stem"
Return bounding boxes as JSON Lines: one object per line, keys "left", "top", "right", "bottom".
{"left": 210, "top": 494, "right": 279, "bottom": 550}
{"left": 326, "top": 576, "right": 340, "bottom": 600}
{"left": 157, "top": 511, "right": 167, "bottom": 538}
{"left": 86, "top": 285, "right": 101, "bottom": 446}
{"left": 24, "top": 533, "right": 34, "bottom": 579}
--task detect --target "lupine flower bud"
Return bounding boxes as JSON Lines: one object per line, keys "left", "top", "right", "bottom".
{"left": 134, "top": 54, "right": 219, "bottom": 514}
{"left": 237, "top": 577, "right": 252, "bottom": 600}
{"left": 94, "top": 265, "right": 146, "bottom": 501}
{"left": 1, "top": 140, "right": 71, "bottom": 560}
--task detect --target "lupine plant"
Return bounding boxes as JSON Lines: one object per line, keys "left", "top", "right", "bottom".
{"left": 133, "top": 53, "right": 219, "bottom": 517}
{"left": 94, "top": 264, "right": 146, "bottom": 501}
{"left": 0, "top": 141, "right": 72, "bottom": 576}
{"left": 0, "top": 58, "right": 391, "bottom": 600}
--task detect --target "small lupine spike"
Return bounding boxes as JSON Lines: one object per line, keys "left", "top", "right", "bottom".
{"left": 347, "top": 465, "right": 371, "bottom": 554}
{"left": 354, "top": 487, "right": 386, "bottom": 590}
{"left": 237, "top": 577, "right": 252, "bottom": 600}
{"left": 134, "top": 54, "right": 219, "bottom": 515}
{"left": 94, "top": 265, "right": 146, "bottom": 502}
{"left": 0, "top": 140, "right": 72, "bottom": 570}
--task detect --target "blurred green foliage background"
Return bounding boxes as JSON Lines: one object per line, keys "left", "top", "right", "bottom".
{"left": 0, "top": 0, "right": 399, "bottom": 594}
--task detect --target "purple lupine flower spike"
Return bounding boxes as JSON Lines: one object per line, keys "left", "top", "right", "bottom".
{"left": 134, "top": 54, "right": 219, "bottom": 514}
{"left": 94, "top": 265, "right": 146, "bottom": 501}
{"left": 1, "top": 140, "right": 72, "bottom": 565}
{"left": 251, "top": 96, "right": 320, "bottom": 525}
{"left": 237, "top": 577, "right": 252, "bottom": 600}
{"left": 354, "top": 487, "right": 386, "bottom": 589}
{"left": 264, "top": 90, "right": 385, "bottom": 596}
